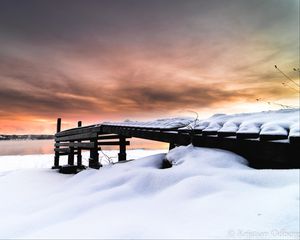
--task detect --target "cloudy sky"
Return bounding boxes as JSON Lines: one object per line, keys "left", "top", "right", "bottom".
{"left": 0, "top": 0, "right": 299, "bottom": 134}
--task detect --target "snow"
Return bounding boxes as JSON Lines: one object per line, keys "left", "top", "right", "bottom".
{"left": 218, "top": 121, "right": 240, "bottom": 133}
{"left": 0, "top": 146, "right": 299, "bottom": 239}
{"left": 289, "top": 123, "right": 300, "bottom": 138}
{"left": 203, "top": 121, "right": 223, "bottom": 132}
{"left": 0, "top": 149, "right": 165, "bottom": 171}
{"left": 260, "top": 123, "right": 288, "bottom": 136}
{"left": 237, "top": 122, "right": 261, "bottom": 135}
{"left": 102, "top": 109, "right": 299, "bottom": 137}
{"left": 103, "top": 117, "right": 194, "bottom": 129}
{"left": 181, "top": 109, "right": 300, "bottom": 136}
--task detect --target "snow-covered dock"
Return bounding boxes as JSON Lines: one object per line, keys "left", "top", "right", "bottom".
{"left": 53, "top": 109, "right": 299, "bottom": 172}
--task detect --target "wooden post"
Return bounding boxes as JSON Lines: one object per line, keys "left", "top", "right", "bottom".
{"left": 52, "top": 118, "right": 61, "bottom": 169}
{"left": 56, "top": 118, "right": 61, "bottom": 133}
{"left": 118, "top": 136, "right": 127, "bottom": 161}
{"left": 89, "top": 139, "right": 100, "bottom": 169}
{"left": 68, "top": 141, "right": 75, "bottom": 165}
{"left": 77, "top": 121, "right": 83, "bottom": 168}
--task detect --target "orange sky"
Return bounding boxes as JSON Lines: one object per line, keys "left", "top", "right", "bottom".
{"left": 0, "top": 0, "right": 299, "bottom": 134}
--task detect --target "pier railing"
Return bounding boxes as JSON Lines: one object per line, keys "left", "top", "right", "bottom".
{"left": 53, "top": 118, "right": 130, "bottom": 173}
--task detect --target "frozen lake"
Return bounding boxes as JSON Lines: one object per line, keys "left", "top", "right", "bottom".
{"left": 0, "top": 139, "right": 54, "bottom": 156}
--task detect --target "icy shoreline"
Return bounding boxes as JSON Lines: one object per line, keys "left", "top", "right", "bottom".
{"left": 0, "top": 149, "right": 166, "bottom": 171}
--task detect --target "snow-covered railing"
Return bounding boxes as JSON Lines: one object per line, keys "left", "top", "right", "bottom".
{"left": 103, "top": 109, "right": 299, "bottom": 142}
{"left": 178, "top": 109, "right": 299, "bottom": 142}
{"left": 102, "top": 117, "right": 194, "bottom": 130}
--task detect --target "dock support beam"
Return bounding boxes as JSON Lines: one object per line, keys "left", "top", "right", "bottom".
{"left": 118, "top": 136, "right": 127, "bottom": 161}
{"left": 68, "top": 141, "right": 75, "bottom": 165}
{"left": 52, "top": 118, "right": 61, "bottom": 169}
{"left": 89, "top": 139, "right": 101, "bottom": 169}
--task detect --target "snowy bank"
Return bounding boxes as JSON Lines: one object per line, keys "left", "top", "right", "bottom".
{"left": 0, "top": 146, "right": 299, "bottom": 239}
{"left": 0, "top": 149, "right": 165, "bottom": 171}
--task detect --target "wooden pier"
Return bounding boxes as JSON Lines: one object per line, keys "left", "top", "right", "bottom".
{"left": 53, "top": 118, "right": 300, "bottom": 173}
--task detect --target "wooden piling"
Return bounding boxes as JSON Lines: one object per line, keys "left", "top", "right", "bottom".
{"left": 68, "top": 141, "right": 75, "bottom": 165}
{"left": 77, "top": 121, "right": 83, "bottom": 168}
{"left": 89, "top": 139, "right": 101, "bottom": 169}
{"left": 118, "top": 136, "right": 127, "bottom": 161}
{"left": 52, "top": 118, "right": 61, "bottom": 169}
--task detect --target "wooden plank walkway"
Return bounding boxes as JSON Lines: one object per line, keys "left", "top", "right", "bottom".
{"left": 53, "top": 118, "right": 300, "bottom": 173}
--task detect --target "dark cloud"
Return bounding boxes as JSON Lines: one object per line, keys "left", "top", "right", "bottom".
{"left": 0, "top": 0, "right": 298, "bottom": 46}
{"left": 0, "top": 53, "right": 292, "bottom": 121}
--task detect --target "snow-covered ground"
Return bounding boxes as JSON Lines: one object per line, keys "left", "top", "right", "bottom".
{"left": 0, "top": 146, "right": 299, "bottom": 239}
{"left": 0, "top": 149, "right": 165, "bottom": 171}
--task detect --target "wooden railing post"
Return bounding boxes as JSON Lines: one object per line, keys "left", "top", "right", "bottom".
{"left": 56, "top": 118, "right": 61, "bottom": 133}
{"left": 118, "top": 136, "right": 127, "bottom": 161}
{"left": 52, "top": 118, "right": 61, "bottom": 169}
{"left": 77, "top": 121, "right": 83, "bottom": 168}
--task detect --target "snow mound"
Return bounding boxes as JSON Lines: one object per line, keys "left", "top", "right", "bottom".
{"left": 0, "top": 146, "right": 299, "bottom": 239}
{"left": 167, "top": 145, "right": 248, "bottom": 169}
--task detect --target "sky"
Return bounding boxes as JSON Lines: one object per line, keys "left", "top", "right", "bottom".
{"left": 0, "top": 0, "right": 299, "bottom": 134}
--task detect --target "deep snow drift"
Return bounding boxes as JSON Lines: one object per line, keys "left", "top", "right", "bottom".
{"left": 0, "top": 146, "right": 299, "bottom": 239}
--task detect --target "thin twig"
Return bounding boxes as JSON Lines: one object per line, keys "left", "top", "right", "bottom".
{"left": 256, "top": 98, "right": 297, "bottom": 109}
{"left": 275, "top": 65, "right": 300, "bottom": 88}
{"left": 99, "top": 148, "right": 114, "bottom": 164}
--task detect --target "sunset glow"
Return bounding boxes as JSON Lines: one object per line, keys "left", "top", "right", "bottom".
{"left": 0, "top": 0, "right": 299, "bottom": 134}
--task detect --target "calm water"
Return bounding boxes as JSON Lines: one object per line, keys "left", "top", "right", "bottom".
{"left": 0, "top": 139, "right": 168, "bottom": 156}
